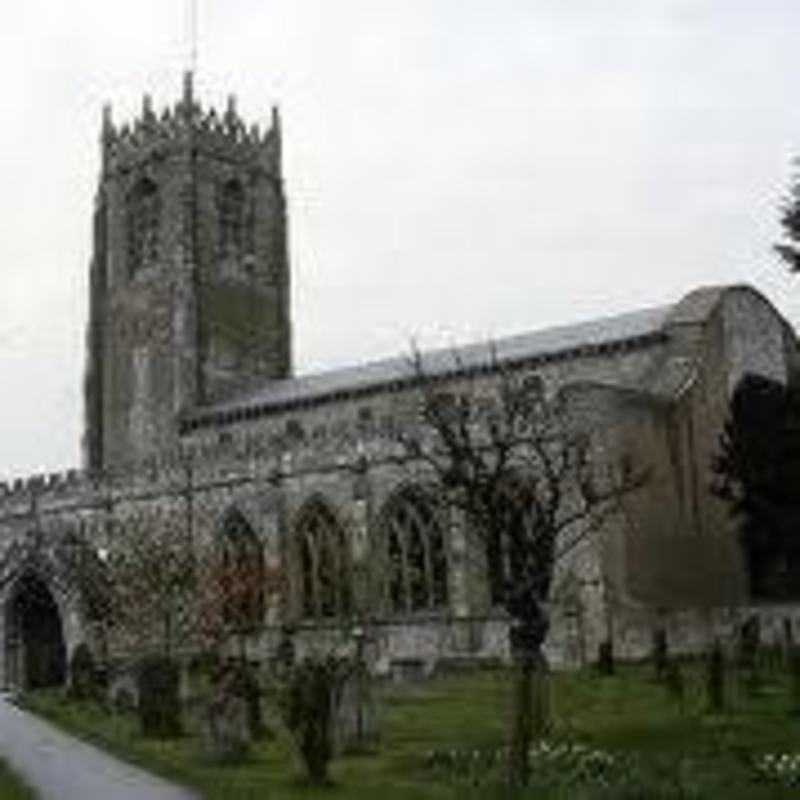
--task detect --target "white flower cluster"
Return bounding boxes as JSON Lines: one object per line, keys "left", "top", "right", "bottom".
{"left": 424, "top": 740, "right": 622, "bottom": 789}
{"left": 528, "top": 740, "right": 619, "bottom": 786}
{"left": 754, "top": 753, "right": 800, "bottom": 787}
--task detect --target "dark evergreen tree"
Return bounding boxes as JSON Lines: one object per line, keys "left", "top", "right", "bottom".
{"left": 775, "top": 159, "right": 800, "bottom": 271}
{"left": 712, "top": 373, "right": 800, "bottom": 599}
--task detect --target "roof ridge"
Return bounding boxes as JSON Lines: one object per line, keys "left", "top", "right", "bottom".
{"left": 185, "top": 300, "right": 674, "bottom": 427}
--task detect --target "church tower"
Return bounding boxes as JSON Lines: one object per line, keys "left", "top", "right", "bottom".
{"left": 83, "top": 73, "right": 291, "bottom": 471}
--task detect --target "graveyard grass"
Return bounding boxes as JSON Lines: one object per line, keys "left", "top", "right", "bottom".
{"left": 18, "top": 659, "right": 800, "bottom": 799}
{"left": 0, "top": 759, "right": 36, "bottom": 800}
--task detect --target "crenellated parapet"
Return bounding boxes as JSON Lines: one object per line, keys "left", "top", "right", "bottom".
{"left": 0, "top": 469, "right": 100, "bottom": 522}
{"left": 0, "top": 469, "right": 91, "bottom": 500}
{"left": 100, "top": 71, "right": 280, "bottom": 178}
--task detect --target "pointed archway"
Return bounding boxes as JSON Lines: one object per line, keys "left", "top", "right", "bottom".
{"left": 5, "top": 572, "right": 66, "bottom": 689}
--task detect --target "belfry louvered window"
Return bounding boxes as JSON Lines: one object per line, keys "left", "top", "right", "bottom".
{"left": 126, "top": 178, "right": 160, "bottom": 276}
{"left": 380, "top": 487, "right": 448, "bottom": 614}
{"left": 295, "top": 498, "right": 352, "bottom": 619}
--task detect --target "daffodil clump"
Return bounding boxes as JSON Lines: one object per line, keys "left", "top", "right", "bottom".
{"left": 753, "top": 752, "right": 800, "bottom": 787}
{"left": 424, "top": 740, "right": 626, "bottom": 789}
{"left": 529, "top": 740, "right": 621, "bottom": 787}
{"left": 424, "top": 746, "right": 507, "bottom": 786}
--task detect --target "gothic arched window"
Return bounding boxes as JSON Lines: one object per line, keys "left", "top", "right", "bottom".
{"left": 218, "top": 179, "right": 246, "bottom": 258}
{"left": 379, "top": 487, "right": 448, "bottom": 614}
{"left": 219, "top": 508, "right": 264, "bottom": 631}
{"left": 126, "top": 178, "right": 160, "bottom": 276}
{"left": 294, "top": 498, "right": 352, "bottom": 619}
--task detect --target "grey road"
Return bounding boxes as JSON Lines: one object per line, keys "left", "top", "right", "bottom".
{"left": 0, "top": 695, "right": 197, "bottom": 800}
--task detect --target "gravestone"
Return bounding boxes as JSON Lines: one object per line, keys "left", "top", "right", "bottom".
{"left": 202, "top": 691, "right": 251, "bottom": 763}
{"left": 739, "top": 614, "right": 760, "bottom": 669}
{"left": 332, "top": 663, "right": 379, "bottom": 754}
{"left": 390, "top": 657, "right": 426, "bottom": 682}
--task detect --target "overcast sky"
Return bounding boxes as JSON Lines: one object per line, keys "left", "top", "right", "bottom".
{"left": 0, "top": 0, "right": 799, "bottom": 480}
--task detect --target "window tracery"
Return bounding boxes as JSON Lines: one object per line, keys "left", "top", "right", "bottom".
{"left": 379, "top": 487, "right": 448, "bottom": 614}
{"left": 295, "top": 498, "right": 352, "bottom": 618}
{"left": 219, "top": 508, "right": 264, "bottom": 630}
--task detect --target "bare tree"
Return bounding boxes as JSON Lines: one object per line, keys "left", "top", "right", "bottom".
{"left": 104, "top": 507, "right": 282, "bottom": 741}
{"left": 105, "top": 511, "right": 198, "bottom": 662}
{"left": 392, "top": 346, "right": 646, "bottom": 785}
{"left": 100, "top": 510, "right": 200, "bottom": 736}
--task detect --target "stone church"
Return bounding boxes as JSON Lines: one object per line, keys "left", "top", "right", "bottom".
{"left": 1, "top": 74, "right": 797, "bottom": 690}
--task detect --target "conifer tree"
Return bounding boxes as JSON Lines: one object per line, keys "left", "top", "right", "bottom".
{"left": 775, "top": 159, "right": 800, "bottom": 271}
{"left": 712, "top": 373, "right": 800, "bottom": 599}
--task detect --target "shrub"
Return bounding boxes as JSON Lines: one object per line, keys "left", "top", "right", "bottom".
{"left": 137, "top": 655, "right": 182, "bottom": 738}
{"left": 273, "top": 653, "right": 353, "bottom": 785}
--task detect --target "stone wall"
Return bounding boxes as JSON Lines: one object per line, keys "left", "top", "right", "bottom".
{"left": 1, "top": 286, "right": 798, "bottom": 687}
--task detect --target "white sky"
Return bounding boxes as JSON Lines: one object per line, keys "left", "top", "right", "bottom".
{"left": 0, "top": 0, "right": 799, "bottom": 480}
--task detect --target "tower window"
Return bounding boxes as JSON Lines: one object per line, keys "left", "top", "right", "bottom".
{"left": 126, "top": 178, "right": 160, "bottom": 276}
{"left": 218, "top": 179, "right": 246, "bottom": 258}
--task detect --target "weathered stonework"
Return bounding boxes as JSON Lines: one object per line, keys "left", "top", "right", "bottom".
{"left": 2, "top": 76, "right": 799, "bottom": 690}
{"left": 84, "top": 73, "right": 290, "bottom": 472}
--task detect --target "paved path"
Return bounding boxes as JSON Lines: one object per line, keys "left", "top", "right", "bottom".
{"left": 0, "top": 695, "right": 198, "bottom": 800}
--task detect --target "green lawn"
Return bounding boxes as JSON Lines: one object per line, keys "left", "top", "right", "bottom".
{"left": 0, "top": 759, "right": 36, "bottom": 800}
{"left": 18, "top": 658, "right": 800, "bottom": 799}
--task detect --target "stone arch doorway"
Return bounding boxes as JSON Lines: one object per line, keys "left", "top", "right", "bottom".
{"left": 5, "top": 572, "right": 66, "bottom": 689}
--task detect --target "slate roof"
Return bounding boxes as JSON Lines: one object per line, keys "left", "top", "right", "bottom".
{"left": 184, "top": 303, "right": 673, "bottom": 428}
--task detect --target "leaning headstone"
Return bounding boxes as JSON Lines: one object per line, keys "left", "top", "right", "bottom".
{"left": 113, "top": 686, "right": 136, "bottom": 713}
{"left": 739, "top": 615, "right": 760, "bottom": 670}
{"left": 202, "top": 689, "right": 251, "bottom": 764}
{"left": 332, "top": 663, "right": 379, "bottom": 754}
{"left": 68, "top": 643, "right": 96, "bottom": 701}
{"left": 652, "top": 627, "right": 668, "bottom": 681}
{"left": 137, "top": 656, "right": 182, "bottom": 738}
{"left": 597, "top": 640, "right": 614, "bottom": 676}
{"left": 783, "top": 617, "right": 795, "bottom": 668}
